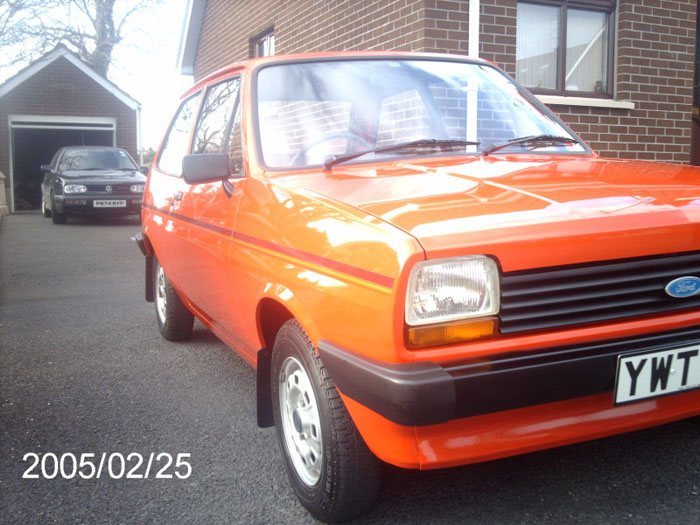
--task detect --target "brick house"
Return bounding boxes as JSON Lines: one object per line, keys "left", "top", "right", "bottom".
{"left": 178, "top": 0, "right": 698, "bottom": 164}
{"left": 0, "top": 46, "right": 140, "bottom": 213}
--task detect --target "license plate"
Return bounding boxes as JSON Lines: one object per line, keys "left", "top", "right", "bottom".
{"left": 93, "top": 200, "right": 126, "bottom": 208}
{"left": 615, "top": 345, "right": 700, "bottom": 404}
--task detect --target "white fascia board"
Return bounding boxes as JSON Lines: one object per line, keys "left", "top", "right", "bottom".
{"left": 8, "top": 114, "right": 117, "bottom": 130}
{"left": 178, "top": 0, "right": 206, "bottom": 75}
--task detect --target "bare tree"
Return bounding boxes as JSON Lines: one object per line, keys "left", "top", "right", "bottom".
{"left": 0, "top": 0, "right": 157, "bottom": 77}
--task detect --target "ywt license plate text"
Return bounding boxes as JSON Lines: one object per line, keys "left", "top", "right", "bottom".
{"left": 615, "top": 345, "right": 700, "bottom": 404}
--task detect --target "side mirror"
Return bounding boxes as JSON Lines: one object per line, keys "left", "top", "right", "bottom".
{"left": 40, "top": 164, "right": 52, "bottom": 173}
{"left": 140, "top": 166, "right": 149, "bottom": 175}
{"left": 182, "top": 154, "right": 229, "bottom": 185}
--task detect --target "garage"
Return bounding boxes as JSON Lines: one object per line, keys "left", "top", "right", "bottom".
{"left": 10, "top": 117, "right": 116, "bottom": 210}
{"left": 0, "top": 45, "right": 140, "bottom": 214}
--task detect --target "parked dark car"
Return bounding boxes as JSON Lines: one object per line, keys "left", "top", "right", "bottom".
{"left": 41, "top": 146, "right": 146, "bottom": 224}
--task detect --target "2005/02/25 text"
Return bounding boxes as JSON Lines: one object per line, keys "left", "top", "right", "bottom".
{"left": 22, "top": 452, "right": 192, "bottom": 480}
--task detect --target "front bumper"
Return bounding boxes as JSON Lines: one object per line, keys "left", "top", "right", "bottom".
{"left": 318, "top": 325, "right": 700, "bottom": 427}
{"left": 54, "top": 194, "right": 142, "bottom": 215}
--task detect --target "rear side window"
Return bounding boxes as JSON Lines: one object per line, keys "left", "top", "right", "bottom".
{"left": 157, "top": 93, "right": 201, "bottom": 175}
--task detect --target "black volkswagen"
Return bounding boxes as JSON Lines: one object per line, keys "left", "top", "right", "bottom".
{"left": 41, "top": 146, "right": 146, "bottom": 224}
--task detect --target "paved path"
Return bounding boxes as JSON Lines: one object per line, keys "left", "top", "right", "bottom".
{"left": 1, "top": 211, "right": 698, "bottom": 524}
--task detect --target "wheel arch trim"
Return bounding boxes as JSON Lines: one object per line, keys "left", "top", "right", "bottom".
{"left": 255, "top": 284, "right": 322, "bottom": 428}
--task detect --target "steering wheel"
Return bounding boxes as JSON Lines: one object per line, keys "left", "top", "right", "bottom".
{"left": 291, "top": 132, "right": 372, "bottom": 167}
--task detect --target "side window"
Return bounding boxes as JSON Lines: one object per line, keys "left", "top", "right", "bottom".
{"left": 50, "top": 149, "right": 62, "bottom": 169}
{"left": 192, "top": 77, "right": 241, "bottom": 156}
{"left": 158, "top": 93, "right": 201, "bottom": 175}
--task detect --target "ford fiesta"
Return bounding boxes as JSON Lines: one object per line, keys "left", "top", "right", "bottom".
{"left": 135, "top": 52, "right": 700, "bottom": 522}
{"left": 41, "top": 146, "right": 146, "bottom": 224}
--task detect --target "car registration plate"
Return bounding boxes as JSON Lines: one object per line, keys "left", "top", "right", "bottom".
{"left": 93, "top": 200, "right": 127, "bottom": 208}
{"left": 614, "top": 345, "right": 700, "bottom": 404}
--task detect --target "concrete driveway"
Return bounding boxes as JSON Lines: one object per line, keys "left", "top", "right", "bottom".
{"left": 1, "top": 211, "right": 698, "bottom": 524}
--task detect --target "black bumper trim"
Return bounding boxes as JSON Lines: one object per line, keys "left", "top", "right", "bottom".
{"left": 318, "top": 326, "right": 700, "bottom": 426}
{"left": 318, "top": 341, "right": 455, "bottom": 426}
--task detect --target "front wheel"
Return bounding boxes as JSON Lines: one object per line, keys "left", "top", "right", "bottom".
{"left": 271, "top": 320, "right": 380, "bottom": 522}
{"left": 154, "top": 258, "right": 194, "bottom": 341}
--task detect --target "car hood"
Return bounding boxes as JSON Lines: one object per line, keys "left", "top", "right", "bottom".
{"left": 60, "top": 169, "right": 146, "bottom": 183}
{"left": 275, "top": 155, "right": 700, "bottom": 270}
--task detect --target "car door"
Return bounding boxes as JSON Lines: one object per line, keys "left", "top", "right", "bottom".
{"left": 144, "top": 91, "right": 202, "bottom": 286}
{"left": 170, "top": 75, "right": 246, "bottom": 334}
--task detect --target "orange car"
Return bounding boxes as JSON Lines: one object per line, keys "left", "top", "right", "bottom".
{"left": 136, "top": 52, "right": 700, "bottom": 522}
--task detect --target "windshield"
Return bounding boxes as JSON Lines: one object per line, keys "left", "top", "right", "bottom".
{"left": 255, "top": 58, "right": 585, "bottom": 169}
{"left": 59, "top": 148, "right": 138, "bottom": 171}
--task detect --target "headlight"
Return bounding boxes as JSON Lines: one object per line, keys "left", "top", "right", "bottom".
{"left": 130, "top": 184, "right": 145, "bottom": 193}
{"left": 64, "top": 184, "right": 87, "bottom": 194}
{"left": 405, "top": 255, "right": 500, "bottom": 326}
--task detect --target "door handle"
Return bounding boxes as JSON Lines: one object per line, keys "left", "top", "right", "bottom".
{"left": 173, "top": 191, "right": 183, "bottom": 201}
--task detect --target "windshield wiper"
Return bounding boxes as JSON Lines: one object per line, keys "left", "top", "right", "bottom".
{"left": 481, "top": 134, "right": 578, "bottom": 156}
{"left": 323, "top": 138, "right": 481, "bottom": 171}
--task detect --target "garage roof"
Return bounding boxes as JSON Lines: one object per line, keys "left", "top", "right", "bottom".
{"left": 0, "top": 45, "right": 140, "bottom": 110}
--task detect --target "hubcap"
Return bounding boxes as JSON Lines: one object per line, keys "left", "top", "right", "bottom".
{"left": 279, "top": 356, "right": 322, "bottom": 486}
{"left": 156, "top": 266, "right": 167, "bottom": 324}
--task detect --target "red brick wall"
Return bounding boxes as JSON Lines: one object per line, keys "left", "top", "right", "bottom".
{"left": 192, "top": 0, "right": 697, "bottom": 163}
{"left": 0, "top": 56, "right": 138, "bottom": 179}
{"left": 476, "top": 0, "right": 696, "bottom": 162}
{"left": 194, "top": 0, "right": 427, "bottom": 80}
{"left": 422, "top": 0, "right": 470, "bottom": 54}
{"left": 612, "top": 0, "right": 696, "bottom": 162}
{"left": 478, "top": 0, "right": 517, "bottom": 76}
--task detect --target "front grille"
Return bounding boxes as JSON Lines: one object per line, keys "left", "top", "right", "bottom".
{"left": 86, "top": 184, "right": 131, "bottom": 193}
{"left": 499, "top": 251, "right": 700, "bottom": 334}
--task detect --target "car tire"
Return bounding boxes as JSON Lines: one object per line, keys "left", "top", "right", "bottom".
{"left": 154, "top": 258, "right": 194, "bottom": 341}
{"left": 271, "top": 319, "right": 380, "bottom": 522}
{"left": 50, "top": 194, "right": 67, "bottom": 224}
{"left": 41, "top": 196, "right": 51, "bottom": 217}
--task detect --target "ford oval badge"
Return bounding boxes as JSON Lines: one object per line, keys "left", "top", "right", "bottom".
{"left": 665, "top": 276, "right": 700, "bottom": 298}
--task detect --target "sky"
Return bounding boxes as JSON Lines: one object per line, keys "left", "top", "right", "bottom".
{"left": 109, "top": 0, "right": 194, "bottom": 150}
{"left": 0, "top": 0, "right": 194, "bottom": 151}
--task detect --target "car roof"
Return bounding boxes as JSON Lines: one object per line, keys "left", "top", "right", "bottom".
{"left": 183, "top": 51, "right": 493, "bottom": 99}
{"left": 59, "top": 146, "right": 126, "bottom": 151}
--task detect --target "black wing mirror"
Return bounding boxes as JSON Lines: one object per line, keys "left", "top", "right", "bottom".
{"left": 40, "top": 164, "right": 52, "bottom": 173}
{"left": 182, "top": 154, "right": 230, "bottom": 185}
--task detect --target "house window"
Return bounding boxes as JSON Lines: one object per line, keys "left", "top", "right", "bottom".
{"left": 516, "top": 1, "right": 615, "bottom": 96}
{"left": 252, "top": 29, "right": 275, "bottom": 57}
